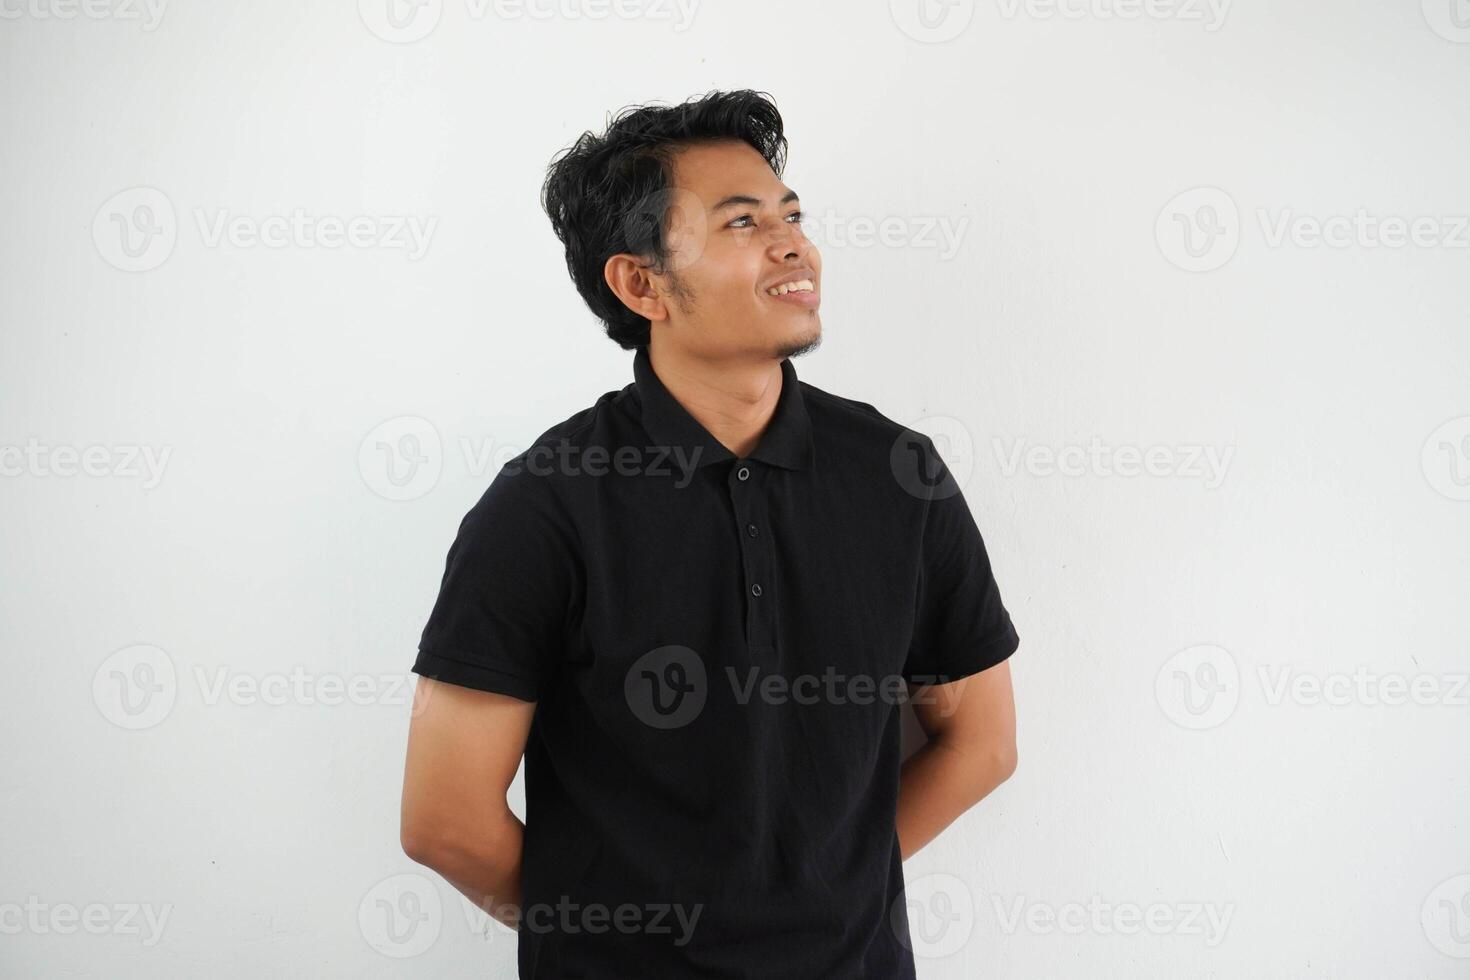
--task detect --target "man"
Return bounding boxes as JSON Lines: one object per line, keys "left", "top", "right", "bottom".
{"left": 400, "top": 89, "right": 1020, "bottom": 978}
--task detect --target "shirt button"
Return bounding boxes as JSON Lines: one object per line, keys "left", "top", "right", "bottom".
{"left": 736, "top": 466, "right": 750, "bottom": 481}
{"left": 747, "top": 523, "right": 759, "bottom": 538}
{"left": 751, "top": 583, "right": 763, "bottom": 597}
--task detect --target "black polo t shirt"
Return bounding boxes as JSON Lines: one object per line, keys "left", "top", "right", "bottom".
{"left": 413, "top": 347, "right": 1020, "bottom": 978}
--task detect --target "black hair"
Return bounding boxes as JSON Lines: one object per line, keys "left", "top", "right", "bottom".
{"left": 540, "top": 89, "right": 789, "bottom": 350}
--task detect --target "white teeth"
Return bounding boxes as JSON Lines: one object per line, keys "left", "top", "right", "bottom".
{"left": 767, "top": 279, "right": 814, "bottom": 296}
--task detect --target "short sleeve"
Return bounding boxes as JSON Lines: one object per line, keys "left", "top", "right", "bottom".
{"left": 412, "top": 461, "right": 580, "bottom": 702}
{"left": 902, "top": 438, "right": 1020, "bottom": 687}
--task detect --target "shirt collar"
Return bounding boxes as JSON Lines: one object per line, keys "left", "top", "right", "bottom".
{"left": 632, "top": 346, "right": 815, "bottom": 471}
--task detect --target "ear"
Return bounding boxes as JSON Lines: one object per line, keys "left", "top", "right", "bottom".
{"left": 604, "top": 253, "right": 669, "bottom": 324}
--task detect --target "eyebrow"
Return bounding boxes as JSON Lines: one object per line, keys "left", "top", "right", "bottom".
{"left": 710, "top": 189, "right": 800, "bottom": 212}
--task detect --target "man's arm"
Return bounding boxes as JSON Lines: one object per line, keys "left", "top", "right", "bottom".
{"left": 896, "top": 659, "right": 1017, "bottom": 862}
{"left": 400, "top": 676, "right": 536, "bottom": 929}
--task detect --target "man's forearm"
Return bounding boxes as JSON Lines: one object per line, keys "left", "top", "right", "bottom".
{"left": 411, "top": 812, "right": 526, "bottom": 930}
{"left": 896, "top": 734, "right": 1017, "bottom": 861}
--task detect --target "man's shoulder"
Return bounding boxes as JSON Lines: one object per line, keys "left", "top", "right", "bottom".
{"left": 799, "top": 378, "right": 925, "bottom": 445}
{"left": 506, "top": 385, "right": 635, "bottom": 466}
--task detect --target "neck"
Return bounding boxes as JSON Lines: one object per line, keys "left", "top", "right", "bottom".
{"left": 646, "top": 341, "right": 784, "bottom": 459}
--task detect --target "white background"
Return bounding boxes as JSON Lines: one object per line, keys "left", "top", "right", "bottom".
{"left": 2, "top": 1, "right": 1469, "bottom": 976}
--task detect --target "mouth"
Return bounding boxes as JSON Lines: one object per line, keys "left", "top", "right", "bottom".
{"left": 764, "top": 278, "right": 819, "bottom": 308}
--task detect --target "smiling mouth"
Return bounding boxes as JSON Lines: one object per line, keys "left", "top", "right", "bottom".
{"left": 766, "top": 279, "right": 816, "bottom": 297}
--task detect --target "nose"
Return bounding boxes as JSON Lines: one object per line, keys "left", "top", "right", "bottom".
{"left": 762, "top": 218, "right": 810, "bottom": 261}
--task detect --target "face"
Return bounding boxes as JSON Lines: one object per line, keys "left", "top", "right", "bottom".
{"left": 644, "top": 140, "right": 822, "bottom": 362}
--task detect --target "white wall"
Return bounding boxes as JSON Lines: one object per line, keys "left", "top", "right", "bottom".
{"left": 2, "top": 1, "right": 1467, "bottom": 976}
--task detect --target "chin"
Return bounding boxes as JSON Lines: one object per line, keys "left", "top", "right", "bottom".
{"left": 774, "top": 321, "right": 822, "bottom": 360}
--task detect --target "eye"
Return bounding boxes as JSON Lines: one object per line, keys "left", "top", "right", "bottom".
{"left": 729, "top": 211, "right": 805, "bottom": 229}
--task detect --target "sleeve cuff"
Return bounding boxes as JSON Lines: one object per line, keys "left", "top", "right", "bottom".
{"left": 905, "top": 624, "right": 1020, "bottom": 687}
{"left": 411, "top": 647, "right": 541, "bottom": 703}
